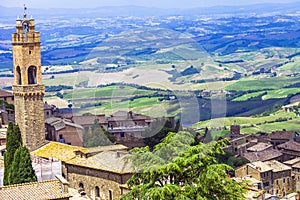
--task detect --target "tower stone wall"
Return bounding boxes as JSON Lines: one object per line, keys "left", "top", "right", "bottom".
{"left": 12, "top": 11, "right": 46, "bottom": 151}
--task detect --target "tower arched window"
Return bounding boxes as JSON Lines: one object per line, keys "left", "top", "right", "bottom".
{"left": 28, "top": 66, "right": 37, "bottom": 84}
{"left": 16, "top": 66, "right": 21, "bottom": 85}
{"left": 109, "top": 190, "right": 113, "bottom": 200}
{"left": 79, "top": 182, "right": 84, "bottom": 190}
{"left": 95, "top": 186, "right": 100, "bottom": 198}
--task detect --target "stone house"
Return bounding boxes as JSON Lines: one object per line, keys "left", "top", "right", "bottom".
{"left": 0, "top": 104, "right": 15, "bottom": 125}
{"left": 72, "top": 114, "right": 107, "bottom": 132}
{"left": 284, "top": 157, "right": 300, "bottom": 192}
{"left": 44, "top": 101, "right": 60, "bottom": 119}
{"left": 45, "top": 117, "right": 84, "bottom": 147}
{"left": 223, "top": 134, "right": 258, "bottom": 156}
{"left": 0, "top": 89, "right": 14, "bottom": 105}
{"left": 243, "top": 149, "right": 283, "bottom": 163}
{"left": 265, "top": 160, "right": 293, "bottom": 197}
{"left": 277, "top": 141, "right": 300, "bottom": 161}
{"left": 70, "top": 111, "right": 175, "bottom": 148}
{"left": 33, "top": 142, "right": 132, "bottom": 200}
{"left": 0, "top": 175, "right": 70, "bottom": 200}
{"left": 63, "top": 150, "right": 132, "bottom": 200}
{"left": 106, "top": 111, "right": 175, "bottom": 148}
{"left": 233, "top": 176, "right": 266, "bottom": 200}
{"left": 235, "top": 160, "right": 294, "bottom": 197}
{"left": 246, "top": 143, "right": 273, "bottom": 153}
{"left": 267, "top": 131, "right": 300, "bottom": 147}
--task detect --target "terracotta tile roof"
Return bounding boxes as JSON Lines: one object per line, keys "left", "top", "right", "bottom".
{"left": 66, "top": 150, "right": 132, "bottom": 174}
{"left": 108, "top": 111, "right": 151, "bottom": 122}
{"left": 247, "top": 143, "right": 272, "bottom": 152}
{"left": 292, "top": 162, "right": 300, "bottom": 169}
{"left": 264, "top": 160, "right": 291, "bottom": 172}
{"left": 268, "top": 131, "right": 298, "bottom": 140}
{"left": 248, "top": 161, "right": 273, "bottom": 172}
{"left": 32, "top": 141, "right": 86, "bottom": 162}
{"left": 84, "top": 144, "right": 128, "bottom": 154}
{"left": 229, "top": 134, "right": 252, "bottom": 142}
{"left": 111, "top": 110, "right": 128, "bottom": 116}
{"left": 64, "top": 120, "right": 84, "bottom": 130}
{"left": 45, "top": 117, "right": 83, "bottom": 130}
{"left": 45, "top": 117, "right": 61, "bottom": 125}
{"left": 277, "top": 141, "right": 300, "bottom": 152}
{"left": 243, "top": 149, "right": 282, "bottom": 163}
{"left": 72, "top": 115, "right": 106, "bottom": 125}
{"left": 33, "top": 142, "right": 131, "bottom": 174}
{"left": 0, "top": 179, "right": 70, "bottom": 200}
{"left": 284, "top": 157, "right": 300, "bottom": 166}
{"left": 0, "top": 89, "right": 13, "bottom": 97}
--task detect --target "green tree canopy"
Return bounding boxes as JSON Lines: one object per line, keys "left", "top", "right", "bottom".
{"left": 143, "top": 119, "right": 175, "bottom": 149}
{"left": 121, "top": 131, "right": 247, "bottom": 200}
{"left": 83, "top": 119, "right": 116, "bottom": 147}
{"left": 3, "top": 122, "right": 22, "bottom": 185}
{"left": 10, "top": 146, "right": 37, "bottom": 185}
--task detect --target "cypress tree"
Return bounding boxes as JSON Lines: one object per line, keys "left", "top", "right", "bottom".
{"left": 3, "top": 122, "right": 22, "bottom": 185}
{"left": 10, "top": 146, "right": 37, "bottom": 184}
{"left": 13, "top": 124, "right": 22, "bottom": 146}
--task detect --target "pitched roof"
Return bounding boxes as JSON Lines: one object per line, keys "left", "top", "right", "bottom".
{"left": 264, "top": 160, "right": 291, "bottom": 172}
{"left": 0, "top": 89, "right": 13, "bottom": 97}
{"left": 283, "top": 157, "right": 300, "bottom": 166}
{"left": 84, "top": 144, "right": 128, "bottom": 154}
{"left": 243, "top": 149, "right": 282, "bottom": 163}
{"left": 108, "top": 111, "right": 152, "bottom": 122}
{"left": 66, "top": 150, "right": 132, "bottom": 174}
{"left": 32, "top": 142, "right": 131, "bottom": 174}
{"left": 0, "top": 179, "right": 70, "bottom": 200}
{"left": 72, "top": 115, "right": 106, "bottom": 125}
{"left": 268, "top": 131, "right": 298, "bottom": 140}
{"left": 293, "top": 162, "right": 300, "bottom": 169}
{"left": 248, "top": 161, "right": 273, "bottom": 172}
{"left": 32, "top": 141, "right": 86, "bottom": 162}
{"left": 247, "top": 143, "right": 272, "bottom": 152}
{"left": 45, "top": 117, "right": 83, "bottom": 130}
{"left": 277, "top": 141, "right": 300, "bottom": 152}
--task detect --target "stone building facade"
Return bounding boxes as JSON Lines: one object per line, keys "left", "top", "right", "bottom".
{"left": 0, "top": 89, "right": 14, "bottom": 105}
{"left": 33, "top": 142, "right": 132, "bottom": 200}
{"left": 45, "top": 117, "right": 84, "bottom": 147}
{"left": 63, "top": 164, "right": 131, "bottom": 200}
{"left": 62, "top": 149, "right": 132, "bottom": 200}
{"left": 235, "top": 160, "right": 294, "bottom": 197}
{"left": 11, "top": 11, "right": 46, "bottom": 151}
{"left": 106, "top": 111, "right": 175, "bottom": 148}
{"left": 0, "top": 175, "right": 70, "bottom": 200}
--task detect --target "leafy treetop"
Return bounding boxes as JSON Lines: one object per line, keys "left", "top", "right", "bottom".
{"left": 121, "top": 131, "right": 247, "bottom": 200}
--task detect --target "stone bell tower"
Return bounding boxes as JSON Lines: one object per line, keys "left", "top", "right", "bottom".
{"left": 12, "top": 6, "right": 46, "bottom": 151}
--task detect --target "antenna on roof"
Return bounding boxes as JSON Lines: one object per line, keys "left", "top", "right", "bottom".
{"left": 23, "top": 4, "right": 27, "bottom": 19}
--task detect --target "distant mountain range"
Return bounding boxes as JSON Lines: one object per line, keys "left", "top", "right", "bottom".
{"left": 1, "top": 2, "right": 300, "bottom": 18}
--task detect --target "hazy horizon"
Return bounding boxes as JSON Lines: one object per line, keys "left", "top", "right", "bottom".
{"left": 1, "top": 0, "right": 300, "bottom": 9}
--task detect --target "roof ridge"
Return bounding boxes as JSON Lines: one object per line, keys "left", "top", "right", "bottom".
{"left": 0, "top": 179, "right": 59, "bottom": 188}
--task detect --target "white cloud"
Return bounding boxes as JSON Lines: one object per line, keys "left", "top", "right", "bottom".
{"left": 1, "top": 0, "right": 299, "bottom": 9}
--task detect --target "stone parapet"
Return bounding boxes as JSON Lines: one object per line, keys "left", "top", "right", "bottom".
{"left": 12, "top": 84, "right": 45, "bottom": 96}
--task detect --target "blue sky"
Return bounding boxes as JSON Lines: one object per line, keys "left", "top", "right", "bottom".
{"left": 1, "top": 0, "right": 300, "bottom": 9}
